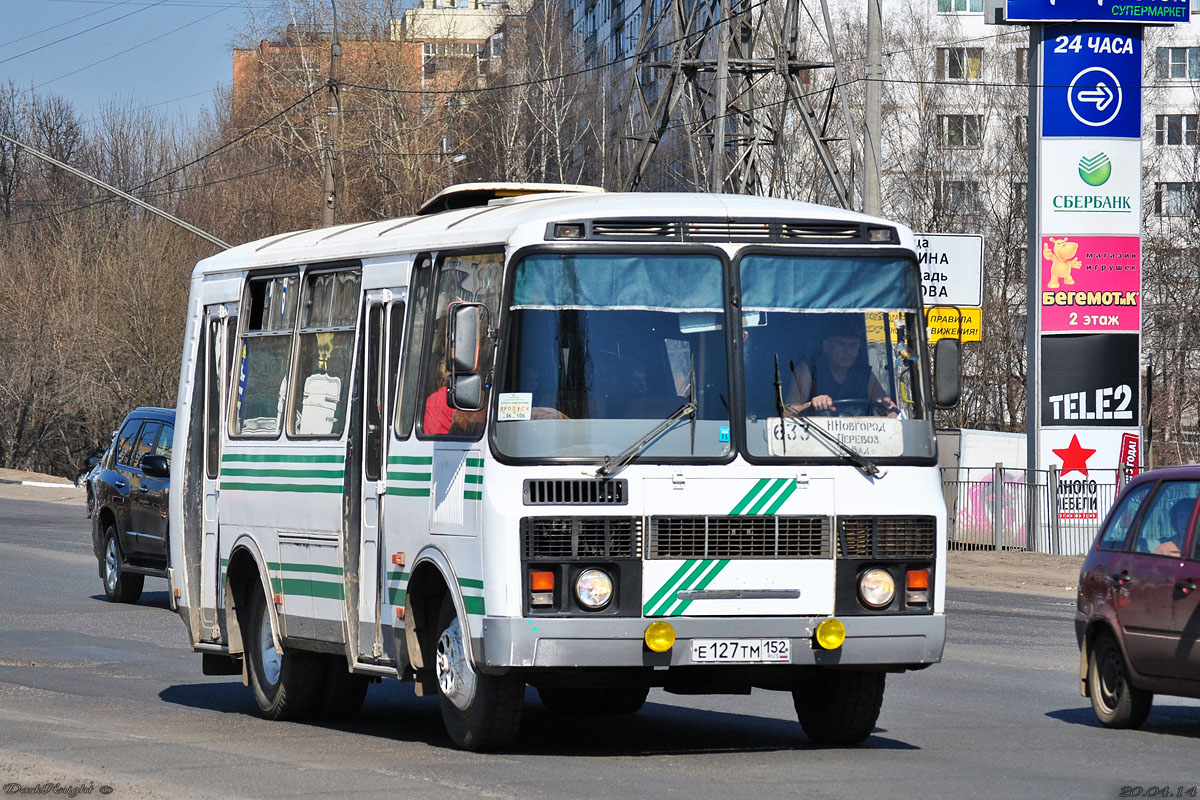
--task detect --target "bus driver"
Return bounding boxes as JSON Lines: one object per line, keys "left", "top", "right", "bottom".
{"left": 785, "top": 313, "right": 899, "bottom": 418}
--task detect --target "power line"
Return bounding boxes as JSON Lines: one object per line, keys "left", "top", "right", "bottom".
{"left": 0, "top": 0, "right": 172, "bottom": 66}
{"left": 0, "top": 1, "right": 118, "bottom": 50}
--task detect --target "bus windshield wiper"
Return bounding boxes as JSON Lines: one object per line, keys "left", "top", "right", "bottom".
{"left": 593, "top": 399, "right": 697, "bottom": 479}
{"left": 774, "top": 355, "right": 880, "bottom": 478}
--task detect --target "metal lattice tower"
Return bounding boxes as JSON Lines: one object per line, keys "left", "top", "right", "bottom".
{"left": 606, "top": 0, "right": 858, "bottom": 205}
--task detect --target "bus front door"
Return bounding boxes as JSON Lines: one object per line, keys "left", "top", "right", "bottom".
{"left": 201, "top": 305, "right": 236, "bottom": 640}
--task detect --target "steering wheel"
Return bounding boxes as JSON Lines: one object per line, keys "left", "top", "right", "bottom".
{"left": 802, "top": 397, "right": 895, "bottom": 417}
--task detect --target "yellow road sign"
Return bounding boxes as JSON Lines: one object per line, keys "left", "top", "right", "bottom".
{"left": 926, "top": 306, "right": 982, "bottom": 343}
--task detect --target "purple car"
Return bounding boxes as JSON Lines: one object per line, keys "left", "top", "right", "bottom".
{"left": 1076, "top": 466, "right": 1200, "bottom": 728}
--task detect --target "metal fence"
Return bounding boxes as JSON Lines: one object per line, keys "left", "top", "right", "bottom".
{"left": 941, "top": 465, "right": 1132, "bottom": 556}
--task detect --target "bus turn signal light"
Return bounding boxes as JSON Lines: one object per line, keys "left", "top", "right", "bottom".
{"left": 530, "top": 570, "right": 555, "bottom": 607}
{"left": 906, "top": 569, "right": 930, "bottom": 605}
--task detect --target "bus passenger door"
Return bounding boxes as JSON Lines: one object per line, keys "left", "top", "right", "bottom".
{"left": 201, "top": 306, "right": 237, "bottom": 640}
{"left": 358, "top": 290, "right": 405, "bottom": 662}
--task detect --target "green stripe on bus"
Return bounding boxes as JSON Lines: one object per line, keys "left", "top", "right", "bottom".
{"left": 464, "top": 491, "right": 482, "bottom": 501}
{"left": 386, "top": 471, "right": 431, "bottom": 482}
{"left": 388, "top": 587, "right": 406, "bottom": 605}
{"left": 642, "top": 560, "right": 697, "bottom": 616}
{"left": 647, "top": 559, "right": 711, "bottom": 616}
{"left": 730, "top": 478, "right": 771, "bottom": 515}
{"left": 279, "top": 577, "right": 345, "bottom": 600}
{"left": 223, "top": 453, "right": 344, "bottom": 463}
{"left": 386, "top": 486, "right": 431, "bottom": 497}
{"left": 746, "top": 478, "right": 789, "bottom": 515}
{"left": 388, "top": 455, "right": 433, "bottom": 465}
{"left": 464, "top": 474, "right": 483, "bottom": 484}
{"left": 670, "top": 559, "right": 731, "bottom": 616}
{"left": 458, "top": 577, "right": 484, "bottom": 589}
{"left": 463, "top": 595, "right": 486, "bottom": 615}
{"left": 270, "top": 576, "right": 282, "bottom": 592}
{"left": 221, "top": 468, "right": 345, "bottom": 479}
{"left": 219, "top": 482, "right": 343, "bottom": 494}
{"left": 386, "top": 570, "right": 411, "bottom": 582}
{"left": 466, "top": 458, "right": 484, "bottom": 467}
{"left": 277, "top": 562, "right": 343, "bottom": 576}
{"left": 763, "top": 481, "right": 798, "bottom": 515}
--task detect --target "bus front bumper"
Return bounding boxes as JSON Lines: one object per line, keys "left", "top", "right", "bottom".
{"left": 477, "top": 613, "right": 945, "bottom": 670}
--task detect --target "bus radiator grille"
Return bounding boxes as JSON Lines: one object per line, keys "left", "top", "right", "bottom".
{"left": 838, "top": 516, "right": 936, "bottom": 558}
{"left": 646, "top": 516, "right": 831, "bottom": 559}
{"left": 520, "top": 516, "right": 642, "bottom": 560}
{"left": 523, "top": 478, "right": 628, "bottom": 505}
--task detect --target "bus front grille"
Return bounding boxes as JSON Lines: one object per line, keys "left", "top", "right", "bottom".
{"left": 523, "top": 479, "right": 628, "bottom": 505}
{"left": 838, "top": 516, "right": 936, "bottom": 558}
{"left": 647, "top": 515, "right": 831, "bottom": 559}
{"left": 521, "top": 516, "right": 642, "bottom": 559}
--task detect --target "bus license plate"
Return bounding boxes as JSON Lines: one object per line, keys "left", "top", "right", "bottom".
{"left": 691, "top": 639, "right": 790, "bottom": 663}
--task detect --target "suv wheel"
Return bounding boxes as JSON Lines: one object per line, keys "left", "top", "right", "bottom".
{"left": 101, "top": 525, "right": 143, "bottom": 604}
{"left": 1088, "top": 631, "right": 1152, "bottom": 729}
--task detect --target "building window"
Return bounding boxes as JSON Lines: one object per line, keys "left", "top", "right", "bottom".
{"left": 938, "top": 179, "right": 980, "bottom": 216}
{"left": 937, "top": 0, "right": 983, "bottom": 12}
{"left": 937, "top": 47, "right": 983, "bottom": 81}
{"left": 1014, "top": 114, "right": 1028, "bottom": 148}
{"left": 1014, "top": 48, "right": 1028, "bottom": 83}
{"left": 939, "top": 114, "right": 983, "bottom": 148}
{"left": 1156, "top": 47, "right": 1200, "bottom": 79}
{"left": 1155, "top": 114, "right": 1198, "bottom": 146}
{"left": 1156, "top": 182, "right": 1200, "bottom": 216}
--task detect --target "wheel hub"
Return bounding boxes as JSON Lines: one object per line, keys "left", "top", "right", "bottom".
{"left": 258, "top": 602, "right": 282, "bottom": 686}
{"left": 1098, "top": 647, "right": 1124, "bottom": 711}
{"left": 104, "top": 537, "right": 118, "bottom": 592}
{"left": 436, "top": 616, "right": 477, "bottom": 710}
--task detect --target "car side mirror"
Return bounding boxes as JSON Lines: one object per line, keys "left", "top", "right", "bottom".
{"left": 934, "top": 338, "right": 962, "bottom": 409}
{"left": 447, "top": 302, "right": 485, "bottom": 373}
{"left": 141, "top": 454, "right": 170, "bottom": 478}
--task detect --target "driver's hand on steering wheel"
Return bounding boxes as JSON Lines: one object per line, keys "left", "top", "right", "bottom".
{"left": 811, "top": 393, "right": 835, "bottom": 412}
{"left": 880, "top": 396, "right": 900, "bottom": 419}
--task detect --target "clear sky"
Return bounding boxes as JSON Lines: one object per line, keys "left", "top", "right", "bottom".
{"left": 2, "top": 0, "right": 271, "bottom": 130}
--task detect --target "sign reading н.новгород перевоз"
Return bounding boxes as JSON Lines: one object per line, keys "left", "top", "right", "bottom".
{"left": 997, "top": 0, "right": 1187, "bottom": 23}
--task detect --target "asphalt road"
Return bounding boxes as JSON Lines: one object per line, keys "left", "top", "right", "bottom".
{"left": 1, "top": 497, "right": 1198, "bottom": 800}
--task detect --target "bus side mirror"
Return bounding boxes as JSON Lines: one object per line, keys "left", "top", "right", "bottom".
{"left": 448, "top": 302, "right": 485, "bottom": 373}
{"left": 933, "top": 338, "right": 961, "bottom": 409}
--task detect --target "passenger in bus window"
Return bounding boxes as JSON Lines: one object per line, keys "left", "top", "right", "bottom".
{"left": 785, "top": 314, "right": 898, "bottom": 418}
{"left": 423, "top": 357, "right": 485, "bottom": 435}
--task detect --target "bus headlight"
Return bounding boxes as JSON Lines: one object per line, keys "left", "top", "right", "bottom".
{"left": 574, "top": 568, "right": 614, "bottom": 610}
{"left": 858, "top": 568, "right": 896, "bottom": 609}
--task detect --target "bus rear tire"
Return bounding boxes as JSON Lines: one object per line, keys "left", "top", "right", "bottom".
{"left": 537, "top": 685, "right": 649, "bottom": 715}
{"left": 245, "top": 588, "right": 321, "bottom": 721}
{"left": 792, "top": 669, "right": 885, "bottom": 746}
{"left": 434, "top": 596, "right": 523, "bottom": 751}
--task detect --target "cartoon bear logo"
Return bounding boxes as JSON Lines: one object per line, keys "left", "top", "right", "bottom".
{"left": 1043, "top": 237, "right": 1081, "bottom": 289}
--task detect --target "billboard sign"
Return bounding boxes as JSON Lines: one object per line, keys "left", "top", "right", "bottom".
{"left": 915, "top": 233, "right": 984, "bottom": 306}
{"left": 1039, "top": 235, "right": 1140, "bottom": 332}
{"left": 926, "top": 306, "right": 983, "bottom": 343}
{"left": 1038, "top": 139, "right": 1141, "bottom": 235}
{"left": 1002, "top": 0, "right": 1185, "bottom": 27}
{"left": 1041, "top": 25, "right": 1142, "bottom": 139}
{"left": 1040, "top": 334, "right": 1139, "bottom": 426}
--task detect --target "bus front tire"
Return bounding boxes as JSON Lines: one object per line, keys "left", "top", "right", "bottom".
{"left": 245, "top": 589, "right": 321, "bottom": 721}
{"left": 434, "top": 596, "right": 523, "bottom": 751}
{"left": 792, "top": 669, "right": 885, "bottom": 746}
{"left": 537, "top": 685, "right": 649, "bottom": 715}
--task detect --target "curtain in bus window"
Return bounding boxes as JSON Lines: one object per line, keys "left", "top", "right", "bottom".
{"left": 233, "top": 274, "right": 298, "bottom": 437}
{"left": 739, "top": 255, "right": 919, "bottom": 311}
{"left": 512, "top": 254, "right": 723, "bottom": 310}
{"left": 292, "top": 270, "right": 361, "bottom": 437}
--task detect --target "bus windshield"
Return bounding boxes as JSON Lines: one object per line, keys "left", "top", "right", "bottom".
{"left": 494, "top": 252, "right": 732, "bottom": 460}
{"left": 739, "top": 253, "right": 934, "bottom": 461}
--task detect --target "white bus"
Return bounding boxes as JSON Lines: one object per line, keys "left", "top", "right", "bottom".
{"left": 168, "top": 184, "right": 960, "bottom": 750}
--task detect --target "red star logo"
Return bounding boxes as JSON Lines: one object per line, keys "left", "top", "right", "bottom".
{"left": 1053, "top": 434, "right": 1097, "bottom": 477}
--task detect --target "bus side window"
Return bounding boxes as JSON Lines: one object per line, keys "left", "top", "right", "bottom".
{"left": 419, "top": 251, "right": 503, "bottom": 438}
{"left": 231, "top": 273, "right": 299, "bottom": 437}
{"left": 395, "top": 257, "right": 433, "bottom": 439}
{"left": 290, "top": 269, "right": 361, "bottom": 437}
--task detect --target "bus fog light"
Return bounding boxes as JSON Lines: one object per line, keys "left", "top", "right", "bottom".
{"left": 859, "top": 568, "right": 896, "bottom": 609}
{"left": 574, "top": 569, "right": 613, "bottom": 609}
{"left": 644, "top": 621, "right": 675, "bottom": 652}
{"left": 815, "top": 618, "right": 846, "bottom": 650}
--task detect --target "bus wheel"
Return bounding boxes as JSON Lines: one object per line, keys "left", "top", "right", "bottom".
{"left": 537, "top": 685, "right": 649, "bottom": 714}
{"left": 434, "top": 596, "right": 523, "bottom": 751}
{"left": 314, "top": 655, "right": 369, "bottom": 721}
{"left": 101, "top": 526, "right": 143, "bottom": 604}
{"left": 244, "top": 589, "right": 320, "bottom": 721}
{"left": 792, "top": 669, "right": 885, "bottom": 746}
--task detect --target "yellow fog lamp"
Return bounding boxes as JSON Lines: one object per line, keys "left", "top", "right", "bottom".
{"left": 815, "top": 617, "right": 846, "bottom": 650}
{"left": 644, "top": 621, "right": 676, "bottom": 653}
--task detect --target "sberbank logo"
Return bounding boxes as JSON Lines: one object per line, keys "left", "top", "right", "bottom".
{"left": 1078, "top": 153, "right": 1112, "bottom": 187}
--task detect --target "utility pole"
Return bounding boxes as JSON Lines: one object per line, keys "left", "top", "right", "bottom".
{"left": 322, "top": 0, "right": 342, "bottom": 228}
{"left": 862, "top": 0, "right": 882, "bottom": 215}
